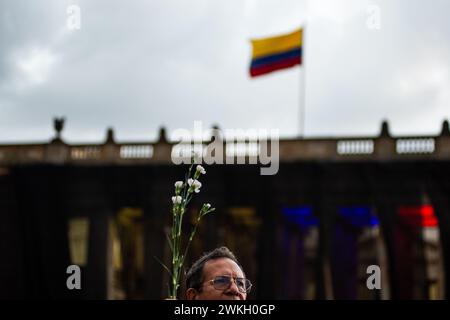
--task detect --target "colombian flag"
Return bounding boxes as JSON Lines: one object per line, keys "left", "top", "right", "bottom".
{"left": 249, "top": 28, "right": 302, "bottom": 77}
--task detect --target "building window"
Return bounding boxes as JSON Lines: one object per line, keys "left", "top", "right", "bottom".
{"left": 68, "top": 217, "right": 90, "bottom": 267}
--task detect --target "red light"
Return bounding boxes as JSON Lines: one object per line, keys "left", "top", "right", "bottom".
{"left": 398, "top": 205, "right": 438, "bottom": 227}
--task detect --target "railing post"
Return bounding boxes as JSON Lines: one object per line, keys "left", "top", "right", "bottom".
{"left": 102, "top": 128, "right": 120, "bottom": 162}
{"left": 374, "top": 120, "right": 396, "bottom": 160}
{"left": 45, "top": 139, "right": 69, "bottom": 164}
{"left": 436, "top": 120, "right": 450, "bottom": 159}
{"left": 152, "top": 127, "right": 172, "bottom": 163}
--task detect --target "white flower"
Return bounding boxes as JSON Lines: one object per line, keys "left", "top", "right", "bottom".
{"left": 171, "top": 196, "right": 182, "bottom": 204}
{"left": 196, "top": 165, "right": 206, "bottom": 175}
{"left": 174, "top": 181, "right": 183, "bottom": 188}
{"left": 204, "top": 203, "right": 211, "bottom": 209}
{"left": 188, "top": 178, "right": 202, "bottom": 193}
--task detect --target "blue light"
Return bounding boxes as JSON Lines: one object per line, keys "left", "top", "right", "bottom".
{"left": 338, "top": 207, "right": 379, "bottom": 227}
{"left": 282, "top": 207, "right": 319, "bottom": 227}
{"left": 282, "top": 206, "right": 379, "bottom": 228}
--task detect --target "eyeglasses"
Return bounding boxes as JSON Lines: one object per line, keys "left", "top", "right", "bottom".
{"left": 203, "top": 275, "right": 252, "bottom": 293}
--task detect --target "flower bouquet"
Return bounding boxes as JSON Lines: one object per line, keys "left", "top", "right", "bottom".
{"left": 159, "top": 163, "right": 215, "bottom": 299}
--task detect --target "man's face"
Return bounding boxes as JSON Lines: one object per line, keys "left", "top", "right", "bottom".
{"left": 187, "top": 257, "right": 247, "bottom": 300}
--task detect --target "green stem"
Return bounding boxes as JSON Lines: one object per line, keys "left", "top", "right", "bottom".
{"left": 169, "top": 162, "right": 196, "bottom": 299}
{"left": 181, "top": 219, "right": 200, "bottom": 268}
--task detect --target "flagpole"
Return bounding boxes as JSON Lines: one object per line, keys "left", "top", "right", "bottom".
{"left": 299, "top": 1, "right": 309, "bottom": 138}
{"left": 299, "top": 26, "right": 306, "bottom": 138}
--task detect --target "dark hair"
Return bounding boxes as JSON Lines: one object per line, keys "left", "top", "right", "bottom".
{"left": 185, "top": 246, "right": 244, "bottom": 292}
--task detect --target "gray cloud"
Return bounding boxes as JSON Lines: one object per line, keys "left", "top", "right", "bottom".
{"left": 0, "top": 0, "right": 449, "bottom": 143}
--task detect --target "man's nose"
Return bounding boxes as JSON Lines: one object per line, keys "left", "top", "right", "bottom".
{"left": 227, "top": 279, "right": 240, "bottom": 294}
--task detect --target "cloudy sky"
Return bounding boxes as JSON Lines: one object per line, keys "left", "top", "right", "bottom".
{"left": 1, "top": 0, "right": 449, "bottom": 143}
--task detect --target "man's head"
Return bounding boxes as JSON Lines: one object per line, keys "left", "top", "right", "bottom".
{"left": 185, "top": 246, "right": 250, "bottom": 300}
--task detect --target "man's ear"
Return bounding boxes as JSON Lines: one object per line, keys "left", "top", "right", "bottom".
{"left": 186, "top": 288, "right": 199, "bottom": 300}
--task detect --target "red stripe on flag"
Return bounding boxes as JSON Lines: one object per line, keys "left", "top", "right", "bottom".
{"left": 250, "top": 56, "right": 301, "bottom": 77}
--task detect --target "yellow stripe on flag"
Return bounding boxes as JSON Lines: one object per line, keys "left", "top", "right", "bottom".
{"left": 251, "top": 28, "right": 303, "bottom": 59}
